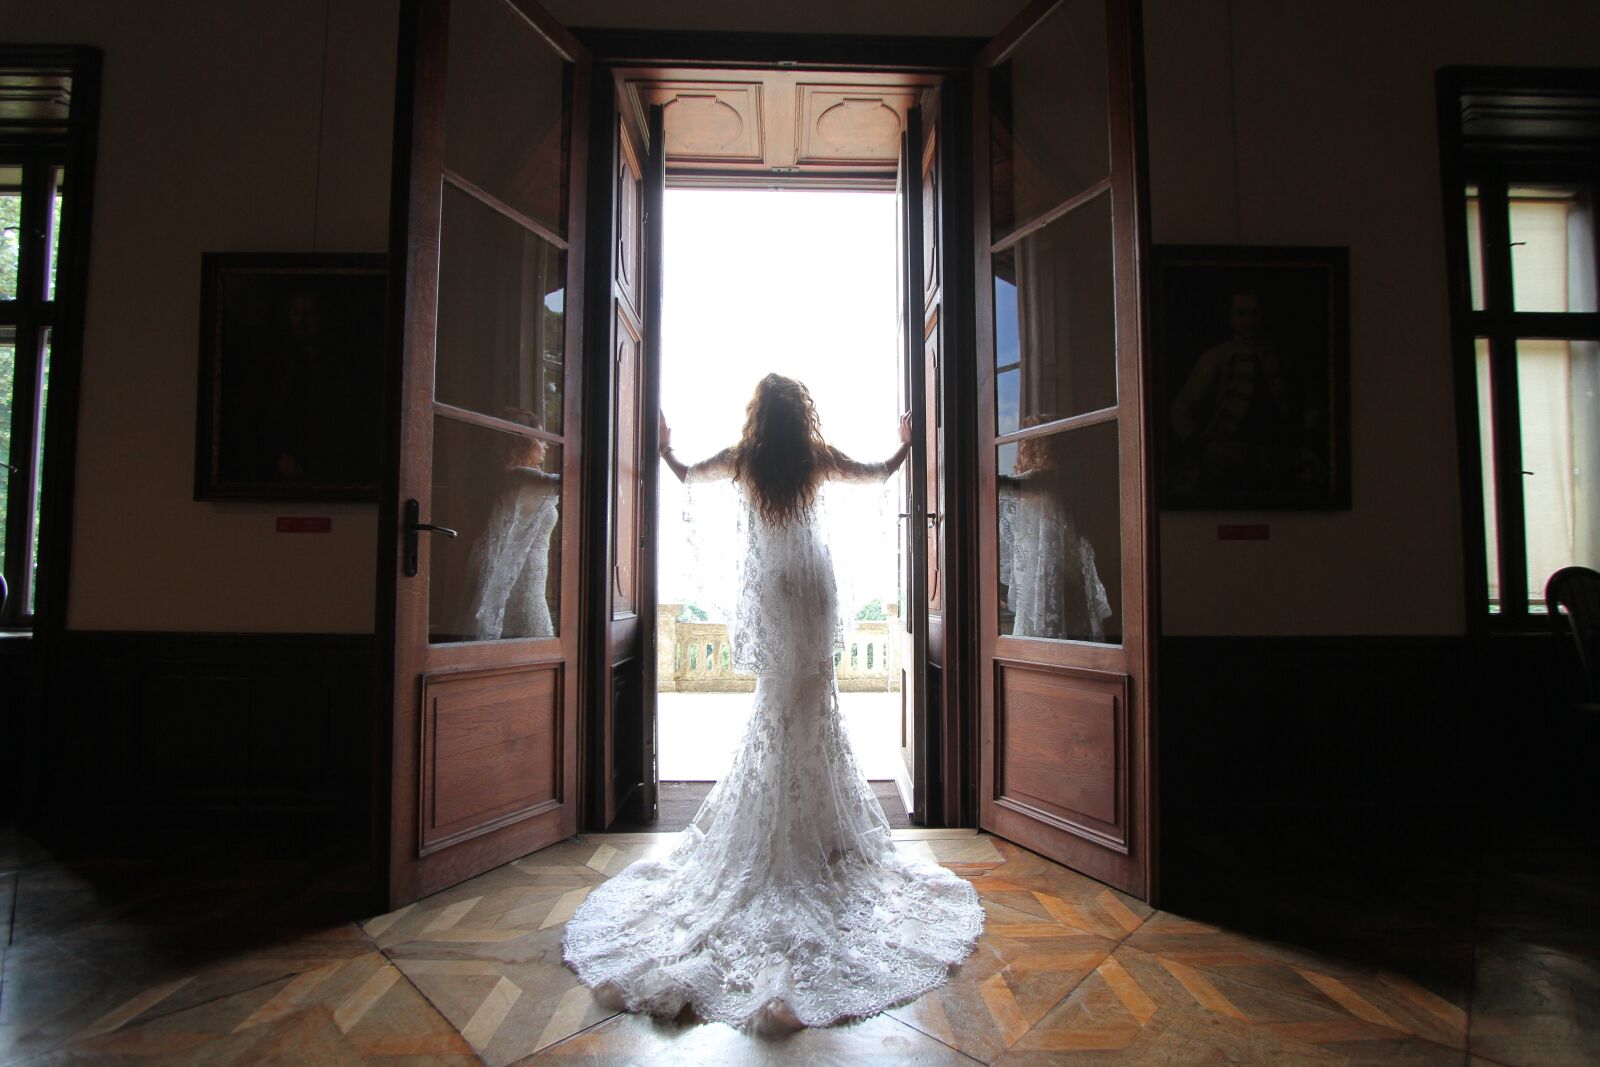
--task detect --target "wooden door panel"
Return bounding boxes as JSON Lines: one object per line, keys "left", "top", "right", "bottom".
{"left": 993, "top": 661, "right": 1127, "bottom": 845}
{"left": 420, "top": 662, "right": 563, "bottom": 851}
{"left": 612, "top": 305, "right": 641, "bottom": 613}
{"left": 615, "top": 119, "right": 643, "bottom": 312}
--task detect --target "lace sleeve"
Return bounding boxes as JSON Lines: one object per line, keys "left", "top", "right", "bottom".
{"left": 827, "top": 447, "right": 903, "bottom": 484}
{"left": 684, "top": 447, "right": 737, "bottom": 484}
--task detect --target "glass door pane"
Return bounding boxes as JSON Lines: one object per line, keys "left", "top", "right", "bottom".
{"left": 428, "top": 0, "right": 572, "bottom": 647}
{"left": 29, "top": 328, "right": 49, "bottom": 615}
{"left": 1465, "top": 185, "right": 1485, "bottom": 312}
{"left": 0, "top": 166, "right": 20, "bottom": 300}
{"left": 430, "top": 415, "right": 561, "bottom": 642}
{"left": 1475, "top": 338, "right": 1499, "bottom": 612}
{"left": 997, "top": 421, "right": 1121, "bottom": 643}
{"left": 436, "top": 184, "right": 566, "bottom": 432}
{"left": 444, "top": 0, "right": 569, "bottom": 235}
{"left": 1518, "top": 339, "right": 1600, "bottom": 610}
{"left": 1509, "top": 185, "right": 1596, "bottom": 314}
{"left": 989, "top": 0, "right": 1110, "bottom": 241}
{"left": 992, "top": 189, "right": 1116, "bottom": 434}
{"left": 0, "top": 327, "right": 13, "bottom": 579}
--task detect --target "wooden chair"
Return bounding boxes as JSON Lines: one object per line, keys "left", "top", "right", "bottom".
{"left": 1545, "top": 565, "right": 1600, "bottom": 712}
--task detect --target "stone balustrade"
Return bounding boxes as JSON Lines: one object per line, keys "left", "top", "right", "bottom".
{"left": 657, "top": 603, "right": 902, "bottom": 693}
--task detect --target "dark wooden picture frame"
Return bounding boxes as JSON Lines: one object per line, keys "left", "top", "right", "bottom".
{"left": 195, "top": 253, "right": 387, "bottom": 501}
{"left": 1153, "top": 244, "right": 1351, "bottom": 510}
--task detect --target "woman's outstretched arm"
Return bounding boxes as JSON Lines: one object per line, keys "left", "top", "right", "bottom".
{"left": 659, "top": 412, "right": 735, "bottom": 483}
{"left": 830, "top": 412, "right": 913, "bottom": 482}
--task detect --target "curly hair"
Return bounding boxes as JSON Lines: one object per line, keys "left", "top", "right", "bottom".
{"left": 733, "top": 374, "right": 835, "bottom": 526}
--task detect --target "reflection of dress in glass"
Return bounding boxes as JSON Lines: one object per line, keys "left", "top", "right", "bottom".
{"left": 461, "top": 466, "right": 559, "bottom": 640}
{"left": 998, "top": 468, "right": 1112, "bottom": 641}
{"left": 563, "top": 452, "right": 983, "bottom": 1028}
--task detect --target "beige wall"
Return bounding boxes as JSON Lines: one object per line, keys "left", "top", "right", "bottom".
{"left": 9, "top": 0, "right": 1597, "bottom": 635}
{"left": 6, "top": 0, "right": 398, "bottom": 632}
{"left": 1144, "top": 0, "right": 1600, "bottom": 635}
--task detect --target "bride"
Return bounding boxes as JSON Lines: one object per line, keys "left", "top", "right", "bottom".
{"left": 562, "top": 373, "right": 984, "bottom": 1029}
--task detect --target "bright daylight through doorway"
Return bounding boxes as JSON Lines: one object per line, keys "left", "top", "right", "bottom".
{"left": 655, "top": 188, "right": 910, "bottom": 823}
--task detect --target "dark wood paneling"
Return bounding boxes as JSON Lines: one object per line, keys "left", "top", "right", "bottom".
{"left": 1158, "top": 635, "right": 1480, "bottom": 915}
{"left": 420, "top": 662, "right": 560, "bottom": 851}
{"left": 0, "top": 636, "right": 39, "bottom": 816}
{"left": 995, "top": 661, "right": 1126, "bottom": 838}
{"left": 1149, "top": 633, "right": 1600, "bottom": 929}
{"left": 25, "top": 632, "right": 375, "bottom": 826}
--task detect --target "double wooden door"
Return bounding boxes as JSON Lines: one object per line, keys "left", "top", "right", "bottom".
{"left": 379, "top": 0, "right": 1155, "bottom": 910}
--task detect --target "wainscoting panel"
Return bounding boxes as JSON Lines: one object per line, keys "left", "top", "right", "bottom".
{"left": 419, "top": 661, "right": 561, "bottom": 853}
{"left": 26, "top": 632, "right": 376, "bottom": 826}
{"left": 1156, "top": 635, "right": 1476, "bottom": 910}
{"left": 994, "top": 660, "right": 1128, "bottom": 849}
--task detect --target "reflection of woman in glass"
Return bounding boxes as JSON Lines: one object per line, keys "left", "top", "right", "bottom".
{"left": 461, "top": 412, "right": 559, "bottom": 640}
{"left": 997, "top": 420, "right": 1112, "bottom": 641}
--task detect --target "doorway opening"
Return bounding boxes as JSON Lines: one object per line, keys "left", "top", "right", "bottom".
{"left": 652, "top": 186, "right": 913, "bottom": 828}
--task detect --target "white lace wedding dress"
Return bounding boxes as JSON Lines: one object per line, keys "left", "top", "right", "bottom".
{"left": 562, "top": 454, "right": 984, "bottom": 1028}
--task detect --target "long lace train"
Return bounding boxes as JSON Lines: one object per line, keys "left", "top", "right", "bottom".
{"left": 561, "top": 667, "right": 983, "bottom": 1027}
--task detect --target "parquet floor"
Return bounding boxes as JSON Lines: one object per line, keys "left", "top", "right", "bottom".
{"left": 0, "top": 819, "right": 1594, "bottom": 1065}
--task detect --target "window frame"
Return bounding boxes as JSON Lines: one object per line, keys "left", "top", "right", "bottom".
{"left": 1438, "top": 67, "right": 1600, "bottom": 632}
{"left": 0, "top": 46, "right": 101, "bottom": 632}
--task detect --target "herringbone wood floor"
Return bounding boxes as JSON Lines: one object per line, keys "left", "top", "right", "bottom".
{"left": 0, "top": 818, "right": 1593, "bottom": 1065}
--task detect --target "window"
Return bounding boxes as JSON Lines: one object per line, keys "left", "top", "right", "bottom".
{"left": 1440, "top": 69, "right": 1600, "bottom": 627}
{"left": 0, "top": 50, "right": 99, "bottom": 628}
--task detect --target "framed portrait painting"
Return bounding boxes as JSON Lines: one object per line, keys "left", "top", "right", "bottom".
{"left": 195, "top": 253, "right": 388, "bottom": 501}
{"left": 1152, "top": 245, "right": 1351, "bottom": 510}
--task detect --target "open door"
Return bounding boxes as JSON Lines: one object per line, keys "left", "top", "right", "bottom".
{"left": 380, "top": 0, "right": 590, "bottom": 908}
{"left": 917, "top": 82, "right": 974, "bottom": 829}
{"left": 973, "top": 0, "right": 1157, "bottom": 899}
{"left": 895, "top": 107, "right": 933, "bottom": 823}
{"left": 582, "top": 88, "right": 665, "bottom": 829}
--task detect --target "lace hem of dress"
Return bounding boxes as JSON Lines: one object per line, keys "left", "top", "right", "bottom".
{"left": 562, "top": 851, "right": 984, "bottom": 1029}
{"left": 561, "top": 669, "right": 986, "bottom": 1029}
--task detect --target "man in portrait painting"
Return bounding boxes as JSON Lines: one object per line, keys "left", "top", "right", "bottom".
{"left": 1168, "top": 289, "right": 1325, "bottom": 498}
{"left": 206, "top": 259, "right": 384, "bottom": 499}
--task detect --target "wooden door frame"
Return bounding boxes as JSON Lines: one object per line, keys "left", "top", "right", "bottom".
{"left": 571, "top": 30, "right": 988, "bottom": 831}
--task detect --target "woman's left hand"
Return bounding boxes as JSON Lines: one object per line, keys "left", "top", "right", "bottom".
{"left": 898, "top": 411, "right": 913, "bottom": 445}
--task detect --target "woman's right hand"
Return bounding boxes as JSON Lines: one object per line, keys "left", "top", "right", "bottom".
{"left": 659, "top": 411, "right": 673, "bottom": 454}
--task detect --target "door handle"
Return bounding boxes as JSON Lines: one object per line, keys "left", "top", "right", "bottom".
{"left": 403, "top": 498, "right": 458, "bottom": 577}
